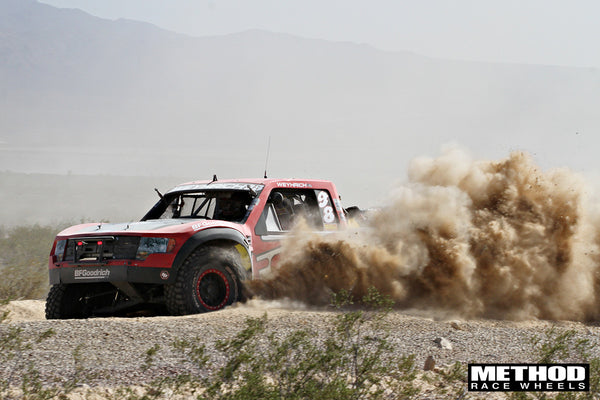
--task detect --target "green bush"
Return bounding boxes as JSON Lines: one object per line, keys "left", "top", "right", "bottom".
{"left": 0, "top": 223, "right": 69, "bottom": 301}
{"left": 0, "top": 324, "right": 81, "bottom": 400}
{"left": 0, "top": 287, "right": 480, "bottom": 399}
{"left": 129, "top": 287, "right": 424, "bottom": 400}
{"left": 506, "top": 327, "right": 600, "bottom": 400}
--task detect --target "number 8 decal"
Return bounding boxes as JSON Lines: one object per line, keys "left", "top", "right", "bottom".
{"left": 323, "top": 206, "right": 335, "bottom": 223}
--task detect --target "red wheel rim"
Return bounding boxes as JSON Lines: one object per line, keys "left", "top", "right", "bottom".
{"left": 195, "top": 268, "right": 230, "bottom": 311}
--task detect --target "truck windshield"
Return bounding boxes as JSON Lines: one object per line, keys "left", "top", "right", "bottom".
{"left": 154, "top": 190, "right": 254, "bottom": 223}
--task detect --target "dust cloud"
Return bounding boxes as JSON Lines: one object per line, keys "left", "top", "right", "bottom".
{"left": 249, "top": 149, "right": 600, "bottom": 321}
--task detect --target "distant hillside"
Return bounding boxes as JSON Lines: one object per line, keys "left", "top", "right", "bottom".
{"left": 1, "top": 0, "right": 600, "bottom": 211}
{"left": 2, "top": 0, "right": 599, "bottom": 150}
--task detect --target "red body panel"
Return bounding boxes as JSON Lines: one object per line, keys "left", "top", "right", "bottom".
{"left": 49, "top": 178, "right": 347, "bottom": 281}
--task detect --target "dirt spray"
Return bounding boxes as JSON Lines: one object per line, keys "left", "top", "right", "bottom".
{"left": 248, "top": 149, "right": 600, "bottom": 321}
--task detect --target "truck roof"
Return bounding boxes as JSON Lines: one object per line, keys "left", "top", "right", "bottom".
{"left": 168, "top": 178, "right": 338, "bottom": 194}
{"left": 174, "top": 178, "right": 334, "bottom": 185}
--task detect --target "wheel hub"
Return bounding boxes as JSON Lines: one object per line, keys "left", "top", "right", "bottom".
{"left": 195, "top": 268, "right": 230, "bottom": 310}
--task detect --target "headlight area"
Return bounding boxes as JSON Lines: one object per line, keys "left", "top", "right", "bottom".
{"left": 136, "top": 237, "right": 177, "bottom": 260}
{"left": 51, "top": 239, "right": 67, "bottom": 263}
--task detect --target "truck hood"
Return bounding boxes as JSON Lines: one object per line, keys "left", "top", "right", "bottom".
{"left": 57, "top": 219, "right": 245, "bottom": 237}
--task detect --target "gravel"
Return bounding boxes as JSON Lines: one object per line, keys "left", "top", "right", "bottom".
{"left": 2, "top": 299, "right": 600, "bottom": 391}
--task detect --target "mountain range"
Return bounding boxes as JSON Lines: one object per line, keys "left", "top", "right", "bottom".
{"left": 1, "top": 0, "right": 600, "bottom": 208}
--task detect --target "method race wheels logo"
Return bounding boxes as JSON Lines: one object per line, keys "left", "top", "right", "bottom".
{"left": 468, "top": 364, "right": 589, "bottom": 392}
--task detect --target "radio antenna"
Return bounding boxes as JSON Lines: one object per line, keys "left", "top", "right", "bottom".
{"left": 263, "top": 136, "right": 271, "bottom": 178}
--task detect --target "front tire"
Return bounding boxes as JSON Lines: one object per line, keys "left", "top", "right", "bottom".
{"left": 45, "top": 284, "right": 89, "bottom": 319}
{"left": 165, "top": 246, "right": 242, "bottom": 315}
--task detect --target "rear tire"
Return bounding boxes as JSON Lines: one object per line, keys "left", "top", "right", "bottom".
{"left": 165, "top": 246, "right": 242, "bottom": 315}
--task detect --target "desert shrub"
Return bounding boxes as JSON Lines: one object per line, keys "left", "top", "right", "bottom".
{"left": 0, "top": 223, "right": 70, "bottom": 300}
{"left": 130, "top": 287, "right": 423, "bottom": 400}
{"left": 506, "top": 327, "right": 600, "bottom": 400}
{"left": 0, "top": 324, "right": 86, "bottom": 400}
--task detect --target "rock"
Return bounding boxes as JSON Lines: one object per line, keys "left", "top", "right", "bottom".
{"left": 423, "top": 355, "right": 436, "bottom": 371}
{"left": 434, "top": 337, "right": 453, "bottom": 350}
{"left": 449, "top": 321, "right": 463, "bottom": 330}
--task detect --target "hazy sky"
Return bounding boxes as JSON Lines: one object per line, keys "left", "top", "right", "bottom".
{"left": 39, "top": 0, "right": 600, "bottom": 68}
{"left": 3, "top": 0, "right": 600, "bottom": 215}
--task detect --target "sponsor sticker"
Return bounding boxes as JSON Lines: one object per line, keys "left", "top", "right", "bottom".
{"left": 160, "top": 270, "right": 170, "bottom": 280}
{"left": 275, "top": 182, "right": 313, "bottom": 188}
{"left": 74, "top": 268, "right": 111, "bottom": 280}
{"left": 192, "top": 221, "right": 212, "bottom": 231}
{"left": 171, "top": 183, "right": 264, "bottom": 193}
{"left": 468, "top": 364, "right": 589, "bottom": 392}
{"left": 256, "top": 246, "right": 282, "bottom": 276}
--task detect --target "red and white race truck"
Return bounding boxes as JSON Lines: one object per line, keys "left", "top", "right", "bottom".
{"left": 46, "top": 178, "right": 348, "bottom": 318}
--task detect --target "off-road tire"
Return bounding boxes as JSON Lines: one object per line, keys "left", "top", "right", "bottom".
{"left": 164, "top": 246, "right": 243, "bottom": 315}
{"left": 45, "top": 284, "right": 89, "bottom": 319}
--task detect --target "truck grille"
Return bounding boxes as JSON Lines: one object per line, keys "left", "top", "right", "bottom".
{"left": 64, "top": 236, "right": 141, "bottom": 262}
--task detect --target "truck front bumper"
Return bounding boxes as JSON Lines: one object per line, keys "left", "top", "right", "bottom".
{"left": 49, "top": 264, "right": 174, "bottom": 285}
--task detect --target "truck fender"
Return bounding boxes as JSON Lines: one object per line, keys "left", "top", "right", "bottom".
{"left": 171, "top": 228, "right": 252, "bottom": 281}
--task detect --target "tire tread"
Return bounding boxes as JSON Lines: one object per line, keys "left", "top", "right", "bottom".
{"left": 164, "top": 246, "right": 242, "bottom": 315}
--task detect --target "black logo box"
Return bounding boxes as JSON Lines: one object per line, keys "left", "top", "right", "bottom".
{"left": 468, "top": 363, "right": 589, "bottom": 392}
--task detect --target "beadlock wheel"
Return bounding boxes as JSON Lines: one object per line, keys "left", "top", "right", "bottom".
{"left": 164, "top": 246, "right": 243, "bottom": 315}
{"left": 195, "top": 268, "right": 231, "bottom": 310}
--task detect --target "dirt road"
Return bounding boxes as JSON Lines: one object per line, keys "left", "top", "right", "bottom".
{"left": 2, "top": 299, "right": 598, "bottom": 392}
